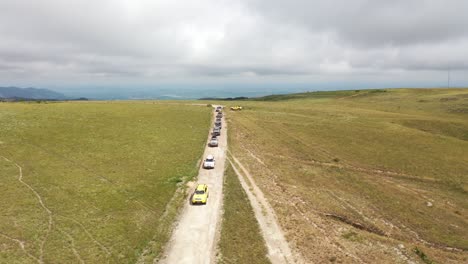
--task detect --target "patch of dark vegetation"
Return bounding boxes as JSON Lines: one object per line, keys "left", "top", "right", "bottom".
{"left": 166, "top": 176, "right": 183, "bottom": 184}
{"left": 440, "top": 97, "right": 459, "bottom": 102}
{"left": 200, "top": 89, "right": 393, "bottom": 102}
{"left": 447, "top": 104, "right": 468, "bottom": 114}
{"left": 413, "top": 247, "right": 436, "bottom": 264}
{"left": 342, "top": 231, "right": 363, "bottom": 242}
{"left": 368, "top": 89, "right": 388, "bottom": 93}
{"left": 325, "top": 213, "right": 386, "bottom": 237}
{"left": 252, "top": 90, "right": 358, "bottom": 101}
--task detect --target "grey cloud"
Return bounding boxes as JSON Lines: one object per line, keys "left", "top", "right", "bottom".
{"left": 0, "top": 0, "right": 467, "bottom": 88}
{"left": 249, "top": 0, "right": 468, "bottom": 47}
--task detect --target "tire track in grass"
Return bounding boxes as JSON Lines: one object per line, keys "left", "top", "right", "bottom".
{"left": 229, "top": 150, "right": 365, "bottom": 263}
{"left": 57, "top": 227, "right": 85, "bottom": 264}
{"left": 217, "top": 163, "right": 270, "bottom": 264}
{"left": 57, "top": 215, "right": 112, "bottom": 257}
{"left": 1, "top": 156, "right": 53, "bottom": 264}
{"left": 228, "top": 154, "right": 300, "bottom": 264}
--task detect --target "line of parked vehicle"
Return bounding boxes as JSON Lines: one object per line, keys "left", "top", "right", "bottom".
{"left": 191, "top": 105, "right": 224, "bottom": 205}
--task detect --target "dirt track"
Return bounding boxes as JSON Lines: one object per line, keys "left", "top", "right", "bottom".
{"left": 229, "top": 155, "right": 301, "bottom": 264}
{"left": 159, "top": 107, "right": 227, "bottom": 264}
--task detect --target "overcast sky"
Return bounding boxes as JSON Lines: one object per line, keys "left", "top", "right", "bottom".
{"left": 1, "top": 0, "right": 467, "bottom": 94}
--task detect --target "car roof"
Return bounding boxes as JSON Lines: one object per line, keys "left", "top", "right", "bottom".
{"left": 196, "top": 184, "right": 207, "bottom": 190}
{"left": 206, "top": 154, "right": 214, "bottom": 159}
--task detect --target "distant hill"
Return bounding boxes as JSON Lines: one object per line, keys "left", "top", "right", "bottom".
{"left": 199, "top": 96, "right": 249, "bottom": 101}
{"left": 0, "top": 86, "right": 67, "bottom": 100}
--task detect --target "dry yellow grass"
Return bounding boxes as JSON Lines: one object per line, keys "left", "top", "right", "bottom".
{"left": 226, "top": 88, "right": 468, "bottom": 263}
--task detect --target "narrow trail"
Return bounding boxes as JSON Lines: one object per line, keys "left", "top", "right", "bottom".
{"left": 1, "top": 155, "right": 53, "bottom": 263}
{"left": 136, "top": 187, "right": 184, "bottom": 263}
{"left": 0, "top": 232, "right": 40, "bottom": 263}
{"left": 159, "top": 106, "right": 227, "bottom": 264}
{"left": 228, "top": 154, "right": 301, "bottom": 264}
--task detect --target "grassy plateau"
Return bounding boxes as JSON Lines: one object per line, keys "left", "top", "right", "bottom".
{"left": 0, "top": 101, "right": 211, "bottom": 263}
{"left": 224, "top": 88, "right": 468, "bottom": 263}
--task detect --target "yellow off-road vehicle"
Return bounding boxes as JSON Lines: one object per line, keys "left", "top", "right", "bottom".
{"left": 191, "top": 184, "right": 209, "bottom": 205}
{"left": 230, "top": 106, "right": 243, "bottom": 111}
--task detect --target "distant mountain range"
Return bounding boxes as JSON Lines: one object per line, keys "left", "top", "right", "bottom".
{"left": 0, "top": 86, "right": 67, "bottom": 100}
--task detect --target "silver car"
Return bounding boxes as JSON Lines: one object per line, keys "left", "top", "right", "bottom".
{"left": 209, "top": 137, "right": 218, "bottom": 147}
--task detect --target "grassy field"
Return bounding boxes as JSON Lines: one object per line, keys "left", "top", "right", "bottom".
{"left": 224, "top": 88, "right": 468, "bottom": 263}
{"left": 0, "top": 101, "right": 211, "bottom": 263}
{"left": 217, "top": 163, "right": 270, "bottom": 264}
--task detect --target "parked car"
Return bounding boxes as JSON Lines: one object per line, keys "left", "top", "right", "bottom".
{"left": 203, "top": 155, "right": 215, "bottom": 169}
{"left": 216, "top": 118, "right": 222, "bottom": 122}
{"left": 212, "top": 127, "right": 221, "bottom": 136}
{"left": 208, "top": 137, "right": 218, "bottom": 147}
{"left": 215, "top": 121, "right": 222, "bottom": 128}
{"left": 230, "top": 106, "right": 243, "bottom": 111}
{"left": 191, "top": 184, "right": 209, "bottom": 204}
{"left": 215, "top": 106, "right": 222, "bottom": 112}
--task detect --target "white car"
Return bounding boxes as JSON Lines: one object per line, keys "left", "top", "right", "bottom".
{"left": 203, "top": 155, "right": 216, "bottom": 169}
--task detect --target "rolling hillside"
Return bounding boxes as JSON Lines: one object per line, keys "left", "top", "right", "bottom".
{"left": 225, "top": 88, "right": 468, "bottom": 263}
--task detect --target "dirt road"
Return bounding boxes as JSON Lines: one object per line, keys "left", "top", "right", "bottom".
{"left": 159, "top": 107, "right": 227, "bottom": 264}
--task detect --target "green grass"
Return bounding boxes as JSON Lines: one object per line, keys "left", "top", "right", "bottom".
{"left": 0, "top": 101, "right": 211, "bottom": 263}
{"left": 225, "top": 88, "right": 468, "bottom": 263}
{"left": 218, "top": 163, "right": 270, "bottom": 264}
